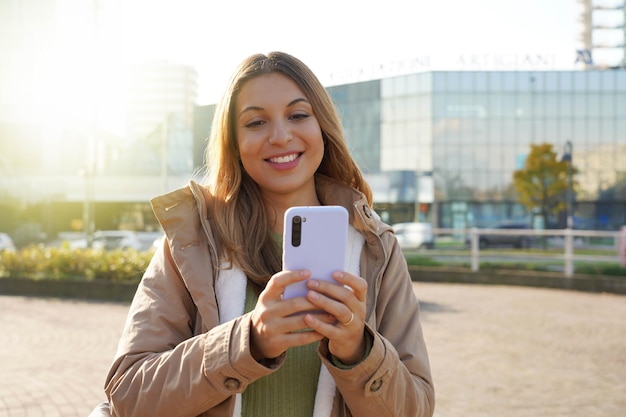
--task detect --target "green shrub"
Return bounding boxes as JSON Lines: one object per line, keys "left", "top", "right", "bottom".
{"left": 576, "top": 263, "right": 626, "bottom": 277}
{"left": 2, "top": 245, "right": 624, "bottom": 283}
{"left": 402, "top": 252, "right": 626, "bottom": 278}
{"left": 404, "top": 255, "right": 443, "bottom": 267}
{"left": 0, "top": 244, "right": 153, "bottom": 282}
{"left": 479, "top": 262, "right": 553, "bottom": 272}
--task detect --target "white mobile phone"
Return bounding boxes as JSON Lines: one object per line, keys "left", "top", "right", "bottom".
{"left": 282, "top": 205, "right": 348, "bottom": 300}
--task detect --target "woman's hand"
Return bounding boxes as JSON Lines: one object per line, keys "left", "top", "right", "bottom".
{"left": 303, "top": 271, "right": 368, "bottom": 365}
{"left": 249, "top": 270, "right": 333, "bottom": 361}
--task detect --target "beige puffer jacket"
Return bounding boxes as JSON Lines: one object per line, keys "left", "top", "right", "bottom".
{"left": 102, "top": 175, "right": 435, "bottom": 417}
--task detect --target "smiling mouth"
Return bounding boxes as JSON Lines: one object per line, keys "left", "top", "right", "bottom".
{"left": 267, "top": 153, "right": 300, "bottom": 164}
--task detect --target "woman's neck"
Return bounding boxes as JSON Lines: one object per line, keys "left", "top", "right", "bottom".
{"left": 264, "top": 193, "right": 321, "bottom": 235}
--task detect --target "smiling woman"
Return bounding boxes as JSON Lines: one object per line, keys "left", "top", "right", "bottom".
{"left": 94, "top": 51, "right": 435, "bottom": 417}
{"left": 235, "top": 73, "right": 325, "bottom": 207}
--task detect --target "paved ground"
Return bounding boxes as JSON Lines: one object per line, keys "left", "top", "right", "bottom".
{"left": 416, "top": 283, "right": 626, "bottom": 417}
{"left": 1, "top": 283, "right": 624, "bottom": 417}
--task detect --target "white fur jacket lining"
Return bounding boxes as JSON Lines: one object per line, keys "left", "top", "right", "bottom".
{"left": 215, "top": 225, "right": 365, "bottom": 417}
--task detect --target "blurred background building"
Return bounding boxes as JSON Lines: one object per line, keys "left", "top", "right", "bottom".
{"left": 578, "top": 0, "right": 626, "bottom": 69}
{"left": 1, "top": 0, "right": 625, "bottom": 246}
{"left": 0, "top": 1, "right": 199, "bottom": 244}
{"left": 324, "top": 70, "right": 626, "bottom": 230}
{"left": 0, "top": 57, "right": 199, "bottom": 243}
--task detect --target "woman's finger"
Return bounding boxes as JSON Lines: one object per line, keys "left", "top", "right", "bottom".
{"left": 260, "top": 269, "right": 310, "bottom": 302}
{"left": 332, "top": 271, "right": 367, "bottom": 301}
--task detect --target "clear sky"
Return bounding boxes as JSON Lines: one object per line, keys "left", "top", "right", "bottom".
{"left": 2, "top": 0, "right": 587, "bottom": 133}
{"left": 116, "top": 0, "right": 582, "bottom": 104}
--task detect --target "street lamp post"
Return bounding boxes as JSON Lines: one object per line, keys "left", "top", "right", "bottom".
{"left": 561, "top": 140, "right": 574, "bottom": 277}
{"left": 79, "top": 167, "right": 94, "bottom": 248}
{"left": 562, "top": 141, "right": 574, "bottom": 229}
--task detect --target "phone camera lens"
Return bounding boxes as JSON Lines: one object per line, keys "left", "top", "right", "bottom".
{"left": 291, "top": 215, "right": 302, "bottom": 247}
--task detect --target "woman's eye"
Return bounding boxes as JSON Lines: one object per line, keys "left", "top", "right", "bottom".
{"left": 245, "top": 120, "right": 265, "bottom": 128}
{"left": 291, "top": 113, "right": 309, "bottom": 121}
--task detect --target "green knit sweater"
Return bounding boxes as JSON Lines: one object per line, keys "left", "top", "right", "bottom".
{"left": 242, "top": 283, "right": 321, "bottom": 417}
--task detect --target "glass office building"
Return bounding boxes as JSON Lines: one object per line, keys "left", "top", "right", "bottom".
{"left": 4, "top": 69, "right": 624, "bottom": 239}
{"left": 328, "top": 70, "right": 626, "bottom": 230}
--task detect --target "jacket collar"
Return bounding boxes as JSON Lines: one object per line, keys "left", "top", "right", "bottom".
{"left": 314, "top": 174, "right": 390, "bottom": 238}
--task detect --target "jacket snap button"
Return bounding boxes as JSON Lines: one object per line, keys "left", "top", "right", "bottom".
{"left": 224, "top": 378, "right": 241, "bottom": 390}
{"left": 370, "top": 378, "right": 383, "bottom": 392}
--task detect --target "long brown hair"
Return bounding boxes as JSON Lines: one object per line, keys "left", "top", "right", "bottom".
{"left": 205, "top": 51, "right": 372, "bottom": 286}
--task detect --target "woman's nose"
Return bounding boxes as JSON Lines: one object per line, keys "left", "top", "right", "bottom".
{"left": 268, "top": 121, "right": 292, "bottom": 145}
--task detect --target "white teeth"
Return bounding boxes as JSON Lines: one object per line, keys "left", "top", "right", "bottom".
{"left": 269, "top": 154, "right": 298, "bottom": 164}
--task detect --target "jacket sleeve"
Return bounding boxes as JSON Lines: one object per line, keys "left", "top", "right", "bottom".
{"left": 104, "top": 242, "right": 280, "bottom": 417}
{"left": 318, "top": 235, "right": 435, "bottom": 417}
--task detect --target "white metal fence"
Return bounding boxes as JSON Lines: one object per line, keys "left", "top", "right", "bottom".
{"left": 429, "top": 227, "right": 626, "bottom": 277}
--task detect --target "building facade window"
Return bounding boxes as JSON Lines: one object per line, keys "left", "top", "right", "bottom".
{"left": 331, "top": 70, "right": 626, "bottom": 229}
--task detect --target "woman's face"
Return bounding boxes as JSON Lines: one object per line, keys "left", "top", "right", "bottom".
{"left": 235, "top": 72, "right": 324, "bottom": 204}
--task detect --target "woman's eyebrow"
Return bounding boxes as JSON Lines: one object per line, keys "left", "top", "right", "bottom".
{"left": 239, "top": 105, "right": 264, "bottom": 117}
{"left": 239, "top": 97, "right": 311, "bottom": 118}
{"left": 287, "top": 97, "right": 310, "bottom": 107}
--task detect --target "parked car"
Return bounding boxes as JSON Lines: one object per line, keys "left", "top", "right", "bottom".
{"left": 63, "top": 231, "right": 142, "bottom": 251}
{"left": 0, "top": 233, "right": 16, "bottom": 251}
{"left": 92, "top": 230, "right": 144, "bottom": 251}
{"left": 392, "top": 222, "right": 435, "bottom": 249}
{"left": 467, "top": 223, "right": 534, "bottom": 249}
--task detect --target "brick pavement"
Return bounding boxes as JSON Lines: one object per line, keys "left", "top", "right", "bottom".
{"left": 0, "top": 297, "right": 128, "bottom": 417}
{"left": 416, "top": 283, "right": 626, "bottom": 417}
{"left": 1, "top": 283, "right": 624, "bottom": 417}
